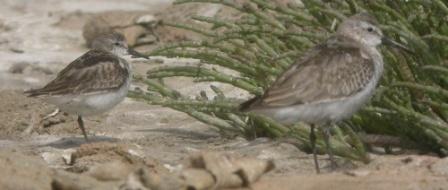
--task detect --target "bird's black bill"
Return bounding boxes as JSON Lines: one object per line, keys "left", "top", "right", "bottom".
{"left": 382, "top": 37, "right": 413, "bottom": 54}
{"left": 128, "top": 48, "right": 149, "bottom": 59}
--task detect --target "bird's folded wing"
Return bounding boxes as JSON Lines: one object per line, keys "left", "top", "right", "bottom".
{"left": 26, "top": 50, "right": 129, "bottom": 97}
{"left": 248, "top": 37, "right": 375, "bottom": 109}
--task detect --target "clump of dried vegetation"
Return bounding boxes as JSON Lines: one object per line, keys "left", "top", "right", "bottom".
{"left": 130, "top": 0, "right": 448, "bottom": 162}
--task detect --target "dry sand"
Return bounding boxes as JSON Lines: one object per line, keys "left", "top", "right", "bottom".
{"left": 1, "top": 0, "right": 448, "bottom": 189}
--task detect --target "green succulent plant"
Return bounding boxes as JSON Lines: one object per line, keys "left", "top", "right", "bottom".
{"left": 130, "top": 0, "right": 448, "bottom": 162}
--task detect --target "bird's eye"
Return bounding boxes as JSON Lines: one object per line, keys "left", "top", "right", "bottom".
{"left": 367, "top": 27, "right": 373, "bottom": 32}
{"left": 114, "top": 42, "right": 120, "bottom": 46}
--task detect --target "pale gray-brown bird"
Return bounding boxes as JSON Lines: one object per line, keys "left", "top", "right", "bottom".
{"left": 25, "top": 33, "right": 148, "bottom": 141}
{"left": 241, "top": 13, "right": 409, "bottom": 173}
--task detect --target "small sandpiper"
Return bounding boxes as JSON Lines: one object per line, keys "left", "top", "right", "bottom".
{"left": 25, "top": 32, "right": 148, "bottom": 141}
{"left": 241, "top": 13, "right": 409, "bottom": 173}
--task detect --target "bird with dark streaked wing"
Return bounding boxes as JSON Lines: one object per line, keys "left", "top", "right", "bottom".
{"left": 25, "top": 32, "right": 148, "bottom": 141}
{"left": 241, "top": 12, "right": 410, "bottom": 173}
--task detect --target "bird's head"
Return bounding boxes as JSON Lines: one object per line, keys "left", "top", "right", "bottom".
{"left": 91, "top": 32, "right": 148, "bottom": 59}
{"left": 337, "top": 12, "right": 384, "bottom": 47}
{"left": 337, "top": 12, "right": 411, "bottom": 52}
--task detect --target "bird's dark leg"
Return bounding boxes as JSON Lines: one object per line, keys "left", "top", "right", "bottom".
{"left": 77, "top": 116, "right": 89, "bottom": 142}
{"left": 322, "top": 127, "right": 337, "bottom": 170}
{"left": 310, "top": 124, "right": 320, "bottom": 173}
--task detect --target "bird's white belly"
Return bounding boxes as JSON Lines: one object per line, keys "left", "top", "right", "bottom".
{"left": 273, "top": 82, "right": 376, "bottom": 124}
{"left": 255, "top": 70, "right": 381, "bottom": 125}
{"left": 44, "top": 81, "right": 130, "bottom": 116}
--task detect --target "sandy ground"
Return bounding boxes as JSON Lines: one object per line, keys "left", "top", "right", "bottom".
{"left": 1, "top": 0, "right": 448, "bottom": 190}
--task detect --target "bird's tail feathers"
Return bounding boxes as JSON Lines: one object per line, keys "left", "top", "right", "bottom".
{"left": 24, "top": 88, "right": 46, "bottom": 97}
{"left": 239, "top": 96, "right": 261, "bottom": 112}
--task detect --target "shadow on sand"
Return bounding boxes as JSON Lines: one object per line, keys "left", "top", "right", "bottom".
{"left": 39, "top": 136, "right": 118, "bottom": 149}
